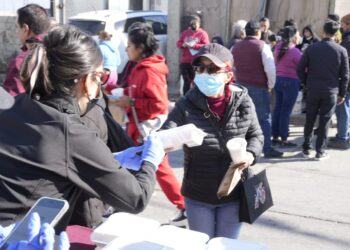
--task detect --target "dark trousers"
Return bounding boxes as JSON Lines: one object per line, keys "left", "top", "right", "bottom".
{"left": 180, "top": 63, "right": 195, "bottom": 95}
{"left": 303, "top": 93, "right": 337, "bottom": 153}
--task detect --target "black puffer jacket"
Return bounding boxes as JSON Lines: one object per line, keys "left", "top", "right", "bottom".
{"left": 162, "top": 85, "right": 263, "bottom": 204}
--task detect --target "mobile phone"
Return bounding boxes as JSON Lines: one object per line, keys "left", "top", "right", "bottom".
{"left": 0, "top": 197, "right": 69, "bottom": 249}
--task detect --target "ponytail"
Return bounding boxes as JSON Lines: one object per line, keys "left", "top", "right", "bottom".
{"left": 277, "top": 39, "right": 291, "bottom": 61}
{"left": 20, "top": 43, "right": 52, "bottom": 98}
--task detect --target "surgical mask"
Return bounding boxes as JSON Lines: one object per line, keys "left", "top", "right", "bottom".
{"left": 81, "top": 84, "right": 103, "bottom": 116}
{"left": 190, "top": 23, "right": 197, "bottom": 31}
{"left": 194, "top": 73, "right": 226, "bottom": 97}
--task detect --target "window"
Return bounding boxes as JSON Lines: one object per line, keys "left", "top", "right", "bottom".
{"left": 123, "top": 15, "right": 167, "bottom": 35}
{"left": 69, "top": 20, "right": 106, "bottom": 36}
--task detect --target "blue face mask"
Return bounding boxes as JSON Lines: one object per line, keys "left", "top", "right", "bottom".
{"left": 194, "top": 73, "right": 226, "bottom": 97}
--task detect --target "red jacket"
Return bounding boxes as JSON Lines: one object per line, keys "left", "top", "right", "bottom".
{"left": 125, "top": 55, "right": 169, "bottom": 123}
{"left": 3, "top": 35, "right": 45, "bottom": 96}
{"left": 176, "top": 28, "right": 209, "bottom": 63}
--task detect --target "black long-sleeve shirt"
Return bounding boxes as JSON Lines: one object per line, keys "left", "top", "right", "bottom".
{"left": 297, "top": 38, "right": 349, "bottom": 97}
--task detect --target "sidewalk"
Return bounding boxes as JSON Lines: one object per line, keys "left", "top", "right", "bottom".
{"left": 140, "top": 123, "right": 350, "bottom": 250}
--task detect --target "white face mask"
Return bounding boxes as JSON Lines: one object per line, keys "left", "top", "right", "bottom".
{"left": 194, "top": 73, "right": 226, "bottom": 97}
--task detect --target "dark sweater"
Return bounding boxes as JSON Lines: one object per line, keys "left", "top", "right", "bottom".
{"left": 297, "top": 38, "right": 349, "bottom": 97}
{"left": 341, "top": 32, "right": 350, "bottom": 93}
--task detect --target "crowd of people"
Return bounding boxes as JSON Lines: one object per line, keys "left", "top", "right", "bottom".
{"left": 1, "top": 3, "right": 350, "bottom": 249}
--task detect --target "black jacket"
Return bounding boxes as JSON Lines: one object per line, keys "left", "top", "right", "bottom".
{"left": 0, "top": 89, "right": 156, "bottom": 228}
{"left": 341, "top": 31, "right": 350, "bottom": 93}
{"left": 297, "top": 38, "right": 349, "bottom": 97}
{"left": 161, "top": 85, "right": 264, "bottom": 204}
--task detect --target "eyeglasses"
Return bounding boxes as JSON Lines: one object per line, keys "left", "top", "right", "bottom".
{"left": 193, "top": 63, "right": 227, "bottom": 75}
{"left": 93, "top": 70, "right": 110, "bottom": 85}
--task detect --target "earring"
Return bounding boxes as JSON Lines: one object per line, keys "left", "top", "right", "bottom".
{"left": 74, "top": 79, "right": 78, "bottom": 83}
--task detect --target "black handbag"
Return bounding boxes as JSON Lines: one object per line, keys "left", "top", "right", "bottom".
{"left": 239, "top": 169, "right": 273, "bottom": 224}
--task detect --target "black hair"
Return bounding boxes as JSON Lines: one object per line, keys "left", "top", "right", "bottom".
{"left": 17, "top": 4, "right": 50, "bottom": 35}
{"left": 283, "top": 19, "right": 298, "bottom": 29}
{"left": 268, "top": 34, "right": 277, "bottom": 42}
{"left": 20, "top": 25, "right": 103, "bottom": 97}
{"left": 245, "top": 21, "right": 260, "bottom": 36}
{"left": 211, "top": 36, "right": 224, "bottom": 46}
{"left": 128, "top": 22, "right": 159, "bottom": 58}
{"left": 277, "top": 26, "right": 296, "bottom": 61}
{"left": 260, "top": 17, "right": 269, "bottom": 22}
{"left": 323, "top": 20, "right": 340, "bottom": 36}
{"left": 328, "top": 14, "right": 340, "bottom": 22}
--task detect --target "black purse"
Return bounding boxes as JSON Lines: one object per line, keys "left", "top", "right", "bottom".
{"left": 239, "top": 169, "right": 273, "bottom": 224}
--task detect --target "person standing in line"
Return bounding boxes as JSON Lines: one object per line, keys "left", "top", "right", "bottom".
{"left": 98, "top": 31, "right": 121, "bottom": 94}
{"left": 260, "top": 17, "right": 273, "bottom": 44}
{"left": 3, "top": 4, "right": 50, "bottom": 96}
{"left": 176, "top": 15, "right": 209, "bottom": 95}
{"left": 296, "top": 25, "right": 320, "bottom": 53}
{"left": 297, "top": 20, "right": 349, "bottom": 160}
{"left": 227, "top": 19, "right": 247, "bottom": 50}
{"left": 272, "top": 26, "right": 302, "bottom": 147}
{"left": 328, "top": 14, "right": 350, "bottom": 149}
{"left": 232, "top": 20, "right": 283, "bottom": 158}
{"left": 114, "top": 22, "right": 187, "bottom": 226}
{"left": 161, "top": 43, "right": 263, "bottom": 239}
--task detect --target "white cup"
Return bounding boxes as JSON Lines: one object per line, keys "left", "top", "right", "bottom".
{"left": 226, "top": 138, "right": 247, "bottom": 164}
{"left": 110, "top": 88, "right": 124, "bottom": 100}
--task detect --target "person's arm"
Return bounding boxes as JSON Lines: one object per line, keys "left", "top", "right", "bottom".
{"left": 161, "top": 98, "right": 187, "bottom": 130}
{"left": 297, "top": 49, "right": 309, "bottom": 85}
{"left": 261, "top": 43, "right": 276, "bottom": 89}
{"left": 68, "top": 126, "right": 158, "bottom": 214}
{"left": 339, "top": 48, "right": 350, "bottom": 99}
{"left": 176, "top": 31, "right": 186, "bottom": 49}
{"left": 244, "top": 96, "right": 264, "bottom": 165}
{"left": 191, "top": 30, "right": 210, "bottom": 50}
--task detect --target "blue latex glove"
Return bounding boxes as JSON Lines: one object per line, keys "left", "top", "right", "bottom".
{"left": 0, "top": 224, "right": 16, "bottom": 246}
{"left": 5, "top": 212, "right": 69, "bottom": 250}
{"left": 113, "top": 145, "right": 144, "bottom": 171}
{"left": 141, "top": 133, "right": 165, "bottom": 170}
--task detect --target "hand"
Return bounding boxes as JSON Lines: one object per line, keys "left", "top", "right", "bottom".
{"left": 0, "top": 224, "right": 16, "bottom": 245}
{"left": 237, "top": 152, "right": 255, "bottom": 171}
{"left": 141, "top": 133, "right": 165, "bottom": 170}
{"left": 337, "top": 96, "right": 345, "bottom": 105}
{"left": 6, "top": 212, "right": 69, "bottom": 250}
{"left": 182, "top": 42, "right": 190, "bottom": 48}
{"left": 115, "top": 96, "right": 132, "bottom": 108}
{"left": 113, "top": 145, "right": 144, "bottom": 171}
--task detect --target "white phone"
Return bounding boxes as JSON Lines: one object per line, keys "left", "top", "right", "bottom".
{"left": 0, "top": 197, "right": 69, "bottom": 249}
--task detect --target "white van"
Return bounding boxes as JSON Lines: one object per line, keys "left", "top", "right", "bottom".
{"left": 69, "top": 10, "right": 168, "bottom": 73}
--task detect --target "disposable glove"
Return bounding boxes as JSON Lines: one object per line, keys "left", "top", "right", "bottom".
{"left": 113, "top": 145, "right": 144, "bottom": 171}
{"left": 0, "top": 223, "right": 16, "bottom": 245}
{"left": 5, "top": 212, "right": 69, "bottom": 250}
{"left": 141, "top": 133, "right": 165, "bottom": 170}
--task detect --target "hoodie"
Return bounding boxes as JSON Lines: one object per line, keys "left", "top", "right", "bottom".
{"left": 125, "top": 55, "right": 169, "bottom": 123}
{"left": 99, "top": 40, "right": 121, "bottom": 71}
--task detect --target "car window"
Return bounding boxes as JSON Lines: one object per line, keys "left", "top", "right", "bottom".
{"left": 123, "top": 15, "right": 167, "bottom": 35}
{"left": 69, "top": 20, "right": 106, "bottom": 35}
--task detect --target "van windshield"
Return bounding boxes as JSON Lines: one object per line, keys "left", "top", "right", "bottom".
{"left": 69, "top": 20, "right": 106, "bottom": 35}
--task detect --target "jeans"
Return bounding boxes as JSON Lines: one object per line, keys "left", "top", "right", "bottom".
{"left": 335, "top": 95, "right": 350, "bottom": 141}
{"left": 272, "top": 77, "right": 300, "bottom": 140}
{"left": 245, "top": 85, "right": 272, "bottom": 154}
{"left": 303, "top": 93, "right": 337, "bottom": 153}
{"left": 185, "top": 197, "right": 241, "bottom": 239}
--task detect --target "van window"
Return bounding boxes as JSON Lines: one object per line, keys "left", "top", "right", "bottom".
{"left": 123, "top": 15, "right": 167, "bottom": 35}
{"left": 69, "top": 20, "right": 106, "bottom": 35}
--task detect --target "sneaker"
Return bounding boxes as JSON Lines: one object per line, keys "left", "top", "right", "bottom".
{"left": 264, "top": 148, "right": 284, "bottom": 158}
{"left": 272, "top": 138, "right": 282, "bottom": 146}
{"left": 328, "top": 139, "right": 349, "bottom": 150}
{"left": 280, "top": 141, "right": 298, "bottom": 148}
{"left": 168, "top": 209, "right": 187, "bottom": 227}
{"left": 315, "top": 152, "right": 329, "bottom": 161}
{"left": 302, "top": 149, "right": 312, "bottom": 158}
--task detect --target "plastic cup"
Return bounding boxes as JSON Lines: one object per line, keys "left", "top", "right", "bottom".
{"left": 110, "top": 88, "right": 124, "bottom": 100}
{"left": 226, "top": 138, "right": 247, "bottom": 164}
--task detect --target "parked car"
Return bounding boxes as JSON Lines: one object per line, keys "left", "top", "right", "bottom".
{"left": 69, "top": 10, "right": 168, "bottom": 73}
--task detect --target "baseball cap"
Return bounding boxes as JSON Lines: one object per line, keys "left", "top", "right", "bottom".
{"left": 192, "top": 43, "right": 233, "bottom": 68}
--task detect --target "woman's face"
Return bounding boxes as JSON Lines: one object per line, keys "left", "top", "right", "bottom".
{"left": 16, "top": 22, "right": 30, "bottom": 45}
{"left": 126, "top": 40, "right": 143, "bottom": 62}
{"left": 303, "top": 30, "right": 311, "bottom": 38}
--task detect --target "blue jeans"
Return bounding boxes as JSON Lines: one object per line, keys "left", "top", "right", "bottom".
{"left": 245, "top": 85, "right": 272, "bottom": 154}
{"left": 335, "top": 95, "right": 350, "bottom": 141}
{"left": 272, "top": 77, "right": 300, "bottom": 140}
{"left": 185, "top": 197, "right": 242, "bottom": 239}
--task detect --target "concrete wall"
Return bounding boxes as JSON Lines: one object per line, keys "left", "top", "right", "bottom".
{"left": 0, "top": 16, "right": 20, "bottom": 85}
{"left": 334, "top": 0, "right": 350, "bottom": 20}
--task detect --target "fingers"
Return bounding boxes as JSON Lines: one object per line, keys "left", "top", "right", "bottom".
{"left": 27, "top": 212, "right": 41, "bottom": 242}
{"left": 57, "top": 232, "right": 70, "bottom": 250}
{"left": 39, "top": 223, "right": 55, "bottom": 250}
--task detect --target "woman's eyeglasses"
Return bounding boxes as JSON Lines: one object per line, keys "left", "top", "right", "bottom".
{"left": 193, "top": 64, "right": 227, "bottom": 75}
{"left": 93, "top": 70, "right": 110, "bottom": 85}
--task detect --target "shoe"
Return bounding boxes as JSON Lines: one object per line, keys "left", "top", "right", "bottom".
{"left": 264, "top": 149, "right": 284, "bottom": 158}
{"left": 272, "top": 138, "right": 282, "bottom": 146}
{"left": 328, "top": 139, "right": 349, "bottom": 150}
{"left": 315, "top": 152, "right": 329, "bottom": 161}
{"left": 168, "top": 209, "right": 187, "bottom": 227}
{"left": 280, "top": 141, "right": 297, "bottom": 148}
{"left": 302, "top": 149, "right": 312, "bottom": 158}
